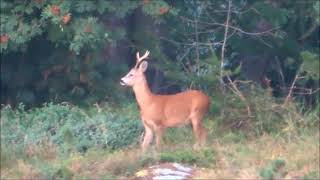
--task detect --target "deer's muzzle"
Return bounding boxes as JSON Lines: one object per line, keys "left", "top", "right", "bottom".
{"left": 120, "top": 79, "right": 127, "bottom": 86}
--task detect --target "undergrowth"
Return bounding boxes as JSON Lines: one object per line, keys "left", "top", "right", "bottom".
{"left": 0, "top": 89, "right": 319, "bottom": 179}
{"left": 1, "top": 102, "right": 143, "bottom": 167}
{"left": 159, "top": 147, "right": 216, "bottom": 167}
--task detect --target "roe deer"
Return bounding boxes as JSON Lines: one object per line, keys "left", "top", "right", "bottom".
{"left": 120, "top": 50, "right": 210, "bottom": 152}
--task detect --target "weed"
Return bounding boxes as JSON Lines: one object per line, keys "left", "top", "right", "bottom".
{"left": 259, "top": 158, "right": 286, "bottom": 180}
{"left": 159, "top": 147, "right": 216, "bottom": 167}
{"left": 215, "top": 86, "right": 320, "bottom": 137}
{"left": 139, "top": 154, "right": 158, "bottom": 167}
{"left": 221, "top": 131, "right": 247, "bottom": 143}
{"left": 163, "top": 126, "right": 194, "bottom": 145}
{"left": 303, "top": 171, "right": 319, "bottom": 180}
{"left": 52, "top": 166, "right": 74, "bottom": 180}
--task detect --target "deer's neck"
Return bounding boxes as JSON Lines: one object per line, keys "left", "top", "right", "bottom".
{"left": 133, "top": 77, "right": 154, "bottom": 108}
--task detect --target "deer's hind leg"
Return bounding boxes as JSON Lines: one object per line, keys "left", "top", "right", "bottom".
{"left": 155, "top": 126, "right": 164, "bottom": 151}
{"left": 190, "top": 113, "right": 207, "bottom": 149}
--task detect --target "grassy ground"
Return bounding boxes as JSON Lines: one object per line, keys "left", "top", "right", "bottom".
{"left": 1, "top": 126, "right": 319, "bottom": 179}
{"left": 1, "top": 99, "right": 319, "bottom": 179}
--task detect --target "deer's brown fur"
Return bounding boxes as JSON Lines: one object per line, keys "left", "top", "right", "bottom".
{"left": 120, "top": 50, "right": 210, "bottom": 152}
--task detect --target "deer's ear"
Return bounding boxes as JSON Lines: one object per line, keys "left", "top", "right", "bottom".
{"left": 139, "top": 61, "right": 148, "bottom": 72}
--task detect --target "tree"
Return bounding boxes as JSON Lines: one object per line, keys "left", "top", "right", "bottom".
{"left": 159, "top": 0, "right": 319, "bottom": 106}
{"left": 0, "top": 0, "right": 171, "bottom": 106}
{"left": 0, "top": 0, "right": 319, "bottom": 108}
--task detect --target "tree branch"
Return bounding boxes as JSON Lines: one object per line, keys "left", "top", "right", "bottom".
{"left": 299, "top": 20, "right": 319, "bottom": 40}
{"left": 283, "top": 73, "right": 302, "bottom": 106}
{"left": 194, "top": 15, "right": 200, "bottom": 73}
{"left": 180, "top": 15, "right": 279, "bottom": 36}
{"left": 220, "top": 0, "right": 232, "bottom": 88}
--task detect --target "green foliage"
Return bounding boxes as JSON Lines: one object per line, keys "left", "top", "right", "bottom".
{"left": 160, "top": 149, "right": 196, "bottom": 164}
{"left": 249, "top": 90, "right": 287, "bottom": 134}
{"left": 254, "top": 2, "right": 289, "bottom": 27}
{"left": 213, "top": 86, "right": 319, "bottom": 136}
{"left": 300, "top": 51, "right": 320, "bottom": 79}
{"left": 221, "top": 131, "right": 247, "bottom": 143}
{"left": 142, "top": 0, "right": 170, "bottom": 17}
{"left": 0, "top": 103, "right": 143, "bottom": 157}
{"left": 259, "top": 159, "right": 286, "bottom": 180}
{"left": 69, "top": 17, "right": 106, "bottom": 54}
{"left": 52, "top": 165, "right": 74, "bottom": 180}
{"left": 313, "top": 1, "right": 320, "bottom": 24}
{"left": 105, "top": 116, "right": 143, "bottom": 150}
{"left": 0, "top": 0, "right": 140, "bottom": 53}
{"left": 108, "top": 1, "right": 139, "bottom": 18}
{"left": 0, "top": 0, "right": 170, "bottom": 54}
{"left": 159, "top": 148, "right": 216, "bottom": 167}
{"left": 1, "top": 0, "right": 319, "bottom": 110}
{"left": 0, "top": 0, "right": 174, "bottom": 107}
{"left": 139, "top": 154, "right": 158, "bottom": 167}
{"left": 303, "top": 171, "right": 319, "bottom": 180}
{"left": 1, "top": 1, "right": 319, "bottom": 179}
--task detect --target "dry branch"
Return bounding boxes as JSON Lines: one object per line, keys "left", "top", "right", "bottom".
{"left": 218, "top": 1, "right": 253, "bottom": 117}
{"left": 283, "top": 74, "right": 302, "bottom": 106}
{"left": 220, "top": 0, "right": 232, "bottom": 88}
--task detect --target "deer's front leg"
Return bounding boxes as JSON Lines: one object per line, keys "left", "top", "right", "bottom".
{"left": 141, "top": 123, "right": 153, "bottom": 153}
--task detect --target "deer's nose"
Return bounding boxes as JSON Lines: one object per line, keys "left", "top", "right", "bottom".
{"left": 120, "top": 79, "right": 126, "bottom": 86}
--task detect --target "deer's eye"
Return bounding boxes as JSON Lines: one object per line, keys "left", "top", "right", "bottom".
{"left": 128, "top": 74, "right": 133, "bottom": 77}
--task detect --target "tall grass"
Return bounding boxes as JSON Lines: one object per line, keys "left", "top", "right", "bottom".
{"left": 1, "top": 88, "right": 319, "bottom": 179}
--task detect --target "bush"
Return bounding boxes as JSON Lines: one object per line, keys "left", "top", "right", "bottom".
{"left": 105, "top": 116, "right": 143, "bottom": 150}
{"left": 215, "top": 86, "right": 319, "bottom": 136}
{"left": 259, "top": 159, "right": 286, "bottom": 180}
{"left": 0, "top": 103, "right": 143, "bottom": 158}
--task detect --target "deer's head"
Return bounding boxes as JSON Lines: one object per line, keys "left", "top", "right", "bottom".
{"left": 120, "top": 50, "right": 150, "bottom": 86}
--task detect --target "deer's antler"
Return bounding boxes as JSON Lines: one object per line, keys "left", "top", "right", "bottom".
{"left": 135, "top": 50, "right": 150, "bottom": 68}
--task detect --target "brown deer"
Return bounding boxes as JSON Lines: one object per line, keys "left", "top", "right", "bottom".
{"left": 120, "top": 50, "right": 210, "bottom": 152}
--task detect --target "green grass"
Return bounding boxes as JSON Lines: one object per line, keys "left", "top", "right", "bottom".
{"left": 159, "top": 147, "right": 216, "bottom": 167}
{"left": 1, "top": 94, "right": 319, "bottom": 179}
{"left": 1, "top": 129, "right": 319, "bottom": 179}
{"left": 259, "top": 159, "right": 286, "bottom": 180}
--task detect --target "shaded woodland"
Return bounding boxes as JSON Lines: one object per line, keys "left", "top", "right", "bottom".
{"left": 0, "top": 0, "right": 319, "bottom": 179}
{"left": 1, "top": 0, "right": 319, "bottom": 108}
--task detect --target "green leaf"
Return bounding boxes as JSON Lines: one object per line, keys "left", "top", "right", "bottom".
{"left": 313, "top": 1, "right": 320, "bottom": 24}
{"left": 75, "top": 1, "right": 96, "bottom": 13}
{"left": 107, "top": 1, "right": 139, "bottom": 18}
{"left": 254, "top": 2, "right": 289, "bottom": 27}
{"left": 25, "top": 5, "right": 34, "bottom": 15}
{"left": 142, "top": 0, "right": 169, "bottom": 16}
{"left": 97, "top": 0, "right": 111, "bottom": 14}
{"left": 300, "top": 51, "right": 320, "bottom": 79}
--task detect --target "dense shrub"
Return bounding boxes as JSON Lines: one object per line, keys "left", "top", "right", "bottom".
{"left": 214, "top": 86, "right": 319, "bottom": 136}
{"left": 259, "top": 159, "right": 286, "bottom": 180}
{"left": 0, "top": 103, "right": 143, "bottom": 157}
